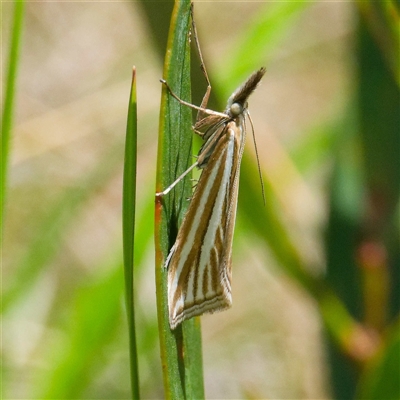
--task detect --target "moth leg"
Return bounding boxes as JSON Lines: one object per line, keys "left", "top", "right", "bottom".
{"left": 156, "top": 161, "right": 199, "bottom": 197}
{"left": 164, "top": 243, "right": 176, "bottom": 269}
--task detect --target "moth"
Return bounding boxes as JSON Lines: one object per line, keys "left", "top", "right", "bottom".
{"left": 157, "top": 7, "right": 266, "bottom": 330}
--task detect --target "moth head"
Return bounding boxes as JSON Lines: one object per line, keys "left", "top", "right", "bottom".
{"left": 229, "top": 101, "right": 245, "bottom": 117}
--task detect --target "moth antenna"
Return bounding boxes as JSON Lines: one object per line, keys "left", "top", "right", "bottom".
{"left": 191, "top": 2, "right": 210, "bottom": 88}
{"left": 247, "top": 111, "right": 266, "bottom": 206}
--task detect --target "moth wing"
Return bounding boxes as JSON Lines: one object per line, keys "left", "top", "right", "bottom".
{"left": 166, "top": 121, "right": 244, "bottom": 329}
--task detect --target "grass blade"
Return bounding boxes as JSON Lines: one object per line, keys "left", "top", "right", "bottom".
{"left": 154, "top": 1, "right": 204, "bottom": 398}
{"left": 122, "top": 67, "right": 140, "bottom": 399}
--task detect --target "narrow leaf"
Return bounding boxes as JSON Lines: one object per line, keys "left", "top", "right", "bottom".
{"left": 154, "top": 1, "right": 204, "bottom": 399}
{"left": 122, "top": 67, "right": 140, "bottom": 399}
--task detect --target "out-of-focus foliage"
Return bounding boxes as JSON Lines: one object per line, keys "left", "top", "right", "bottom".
{"left": 2, "top": 1, "right": 398, "bottom": 399}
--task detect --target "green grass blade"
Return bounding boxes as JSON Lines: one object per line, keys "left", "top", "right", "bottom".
{"left": 154, "top": 1, "right": 204, "bottom": 398}
{"left": 122, "top": 67, "right": 140, "bottom": 399}
{"left": 1, "top": 1, "right": 25, "bottom": 233}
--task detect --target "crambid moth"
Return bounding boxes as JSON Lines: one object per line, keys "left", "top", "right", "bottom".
{"left": 157, "top": 5, "right": 266, "bottom": 330}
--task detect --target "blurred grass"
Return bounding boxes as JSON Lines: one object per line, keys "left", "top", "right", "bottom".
{"left": 213, "top": 1, "right": 310, "bottom": 98}
{"left": 356, "top": 0, "right": 400, "bottom": 87}
{"left": 324, "top": 4, "right": 400, "bottom": 399}
{"left": 3, "top": 139, "right": 124, "bottom": 313}
{"left": 34, "top": 263, "right": 124, "bottom": 399}
{"left": 2, "top": 1, "right": 399, "bottom": 399}
{"left": 1, "top": 0, "right": 25, "bottom": 234}
{"left": 356, "top": 320, "right": 400, "bottom": 399}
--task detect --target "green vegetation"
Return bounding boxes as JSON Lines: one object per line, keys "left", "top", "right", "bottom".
{"left": 2, "top": 1, "right": 398, "bottom": 398}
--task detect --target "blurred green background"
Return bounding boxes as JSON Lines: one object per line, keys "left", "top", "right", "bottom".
{"left": 2, "top": 1, "right": 399, "bottom": 399}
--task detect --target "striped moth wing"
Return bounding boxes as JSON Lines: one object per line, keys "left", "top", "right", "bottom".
{"left": 165, "top": 68, "right": 266, "bottom": 329}
{"left": 166, "top": 120, "right": 243, "bottom": 330}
